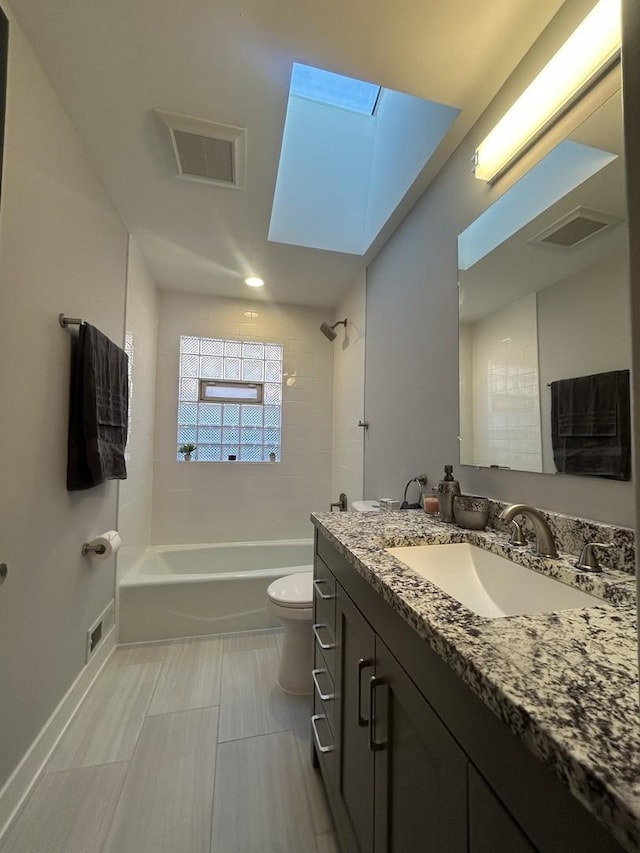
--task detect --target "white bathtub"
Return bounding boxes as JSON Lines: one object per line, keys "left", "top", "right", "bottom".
{"left": 118, "top": 539, "right": 313, "bottom": 643}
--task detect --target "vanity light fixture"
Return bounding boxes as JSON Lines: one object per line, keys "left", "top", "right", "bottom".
{"left": 474, "top": 0, "right": 621, "bottom": 183}
{"left": 244, "top": 276, "right": 264, "bottom": 288}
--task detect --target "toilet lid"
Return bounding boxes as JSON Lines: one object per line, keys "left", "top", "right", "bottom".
{"left": 267, "top": 571, "right": 313, "bottom": 608}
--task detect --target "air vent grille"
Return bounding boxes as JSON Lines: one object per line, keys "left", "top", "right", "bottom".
{"left": 173, "top": 130, "right": 234, "bottom": 183}
{"left": 86, "top": 600, "right": 114, "bottom": 663}
{"left": 155, "top": 109, "right": 247, "bottom": 190}
{"left": 531, "top": 206, "right": 621, "bottom": 249}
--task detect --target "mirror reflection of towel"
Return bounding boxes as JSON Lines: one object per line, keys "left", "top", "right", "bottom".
{"left": 551, "top": 370, "right": 630, "bottom": 481}
{"left": 67, "top": 323, "right": 129, "bottom": 490}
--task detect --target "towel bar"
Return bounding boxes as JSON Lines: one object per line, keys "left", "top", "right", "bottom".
{"left": 59, "top": 313, "right": 84, "bottom": 328}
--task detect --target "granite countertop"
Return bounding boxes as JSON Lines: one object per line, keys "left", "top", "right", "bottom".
{"left": 310, "top": 509, "right": 640, "bottom": 852}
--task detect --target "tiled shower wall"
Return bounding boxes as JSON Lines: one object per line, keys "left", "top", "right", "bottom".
{"left": 332, "top": 272, "right": 366, "bottom": 509}
{"left": 117, "top": 238, "right": 158, "bottom": 583}
{"left": 151, "top": 292, "right": 333, "bottom": 544}
{"left": 460, "top": 293, "right": 542, "bottom": 472}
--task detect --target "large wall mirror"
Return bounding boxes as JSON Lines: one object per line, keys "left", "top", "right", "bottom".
{"left": 458, "top": 86, "right": 630, "bottom": 478}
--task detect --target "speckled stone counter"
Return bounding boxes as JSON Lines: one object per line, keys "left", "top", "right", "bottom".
{"left": 310, "top": 509, "right": 640, "bottom": 852}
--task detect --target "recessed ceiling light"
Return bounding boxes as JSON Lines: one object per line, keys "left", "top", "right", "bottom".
{"left": 244, "top": 310, "right": 259, "bottom": 318}
{"left": 245, "top": 276, "right": 264, "bottom": 288}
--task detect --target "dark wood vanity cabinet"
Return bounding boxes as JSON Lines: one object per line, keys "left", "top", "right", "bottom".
{"left": 320, "top": 582, "right": 467, "bottom": 853}
{"left": 312, "top": 530, "right": 625, "bottom": 853}
{"left": 372, "top": 634, "right": 468, "bottom": 853}
{"left": 334, "top": 590, "right": 375, "bottom": 852}
{"left": 468, "top": 766, "right": 536, "bottom": 853}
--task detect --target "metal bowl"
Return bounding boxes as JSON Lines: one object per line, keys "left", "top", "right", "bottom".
{"left": 453, "top": 495, "right": 489, "bottom": 530}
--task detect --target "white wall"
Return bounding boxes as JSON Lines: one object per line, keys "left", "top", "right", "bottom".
{"left": 0, "top": 4, "right": 128, "bottom": 790}
{"left": 332, "top": 273, "right": 366, "bottom": 507}
{"left": 538, "top": 249, "right": 631, "bottom": 473}
{"left": 464, "top": 294, "right": 542, "bottom": 472}
{"left": 117, "top": 237, "right": 158, "bottom": 584}
{"left": 364, "top": 0, "right": 634, "bottom": 527}
{"left": 152, "top": 292, "right": 333, "bottom": 544}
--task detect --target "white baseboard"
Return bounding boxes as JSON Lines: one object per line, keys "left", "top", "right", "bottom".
{"left": 0, "top": 625, "right": 117, "bottom": 840}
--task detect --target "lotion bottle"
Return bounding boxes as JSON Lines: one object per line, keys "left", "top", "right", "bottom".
{"left": 436, "top": 465, "right": 461, "bottom": 523}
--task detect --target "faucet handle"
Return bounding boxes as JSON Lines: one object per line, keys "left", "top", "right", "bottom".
{"left": 508, "top": 519, "right": 527, "bottom": 547}
{"left": 575, "top": 542, "right": 612, "bottom": 573}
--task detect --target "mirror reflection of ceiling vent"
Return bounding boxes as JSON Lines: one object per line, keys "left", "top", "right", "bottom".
{"left": 155, "top": 109, "right": 247, "bottom": 189}
{"left": 530, "top": 206, "right": 621, "bottom": 249}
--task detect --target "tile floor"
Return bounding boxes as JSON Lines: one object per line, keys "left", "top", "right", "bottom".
{"left": 0, "top": 630, "right": 338, "bottom": 853}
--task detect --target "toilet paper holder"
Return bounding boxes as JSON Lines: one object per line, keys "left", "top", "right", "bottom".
{"left": 80, "top": 530, "right": 121, "bottom": 558}
{"left": 81, "top": 542, "right": 107, "bottom": 556}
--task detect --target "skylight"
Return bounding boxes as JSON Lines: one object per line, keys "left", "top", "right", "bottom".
{"left": 290, "top": 63, "right": 380, "bottom": 115}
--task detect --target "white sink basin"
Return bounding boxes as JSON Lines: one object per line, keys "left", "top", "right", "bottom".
{"left": 386, "top": 543, "right": 608, "bottom": 618}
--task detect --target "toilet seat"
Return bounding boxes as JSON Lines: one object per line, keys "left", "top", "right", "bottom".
{"left": 267, "top": 571, "right": 313, "bottom": 609}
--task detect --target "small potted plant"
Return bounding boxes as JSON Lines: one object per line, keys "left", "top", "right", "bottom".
{"left": 179, "top": 443, "right": 196, "bottom": 461}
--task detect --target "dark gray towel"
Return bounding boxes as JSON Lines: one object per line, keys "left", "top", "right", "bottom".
{"left": 556, "top": 371, "right": 618, "bottom": 436}
{"left": 67, "top": 323, "right": 129, "bottom": 490}
{"left": 551, "top": 370, "right": 630, "bottom": 481}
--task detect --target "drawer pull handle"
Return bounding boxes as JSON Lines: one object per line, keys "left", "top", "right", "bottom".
{"left": 313, "top": 579, "right": 335, "bottom": 600}
{"left": 368, "top": 676, "right": 387, "bottom": 752}
{"left": 313, "top": 623, "right": 335, "bottom": 650}
{"left": 357, "top": 658, "right": 374, "bottom": 726}
{"left": 312, "top": 668, "right": 335, "bottom": 701}
{"left": 311, "top": 714, "right": 334, "bottom": 753}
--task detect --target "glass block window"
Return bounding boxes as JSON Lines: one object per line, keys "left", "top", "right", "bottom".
{"left": 177, "top": 335, "right": 283, "bottom": 462}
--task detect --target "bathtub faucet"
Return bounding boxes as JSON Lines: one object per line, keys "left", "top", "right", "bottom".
{"left": 330, "top": 493, "right": 347, "bottom": 512}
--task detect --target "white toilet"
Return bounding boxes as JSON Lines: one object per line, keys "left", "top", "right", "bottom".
{"left": 267, "top": 571, "right": 314, "bottom": 695}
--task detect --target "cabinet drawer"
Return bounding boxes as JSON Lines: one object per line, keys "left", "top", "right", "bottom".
{"left": 313, "top": 622, "right": 336, "bottom": 678}
{"left": 312, "top": 664, "right": 336, "bottom": 735}
{"left": 313, "top": 556, "right": 336, "bottom": 633}
{"left": 311, "top": 708, "right": 337, "bottom": 790}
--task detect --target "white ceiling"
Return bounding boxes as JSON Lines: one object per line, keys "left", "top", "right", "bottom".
{"left": 12, "top": 0, "right": 565, "bottom": 308}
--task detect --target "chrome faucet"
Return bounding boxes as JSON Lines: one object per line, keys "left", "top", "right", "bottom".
{"left": 499, "top": 504, "right": 558, "bottom": 558}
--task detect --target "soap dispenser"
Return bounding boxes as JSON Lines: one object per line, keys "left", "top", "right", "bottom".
{"left": 436, "top": 465, "right": 460, "bottom": 523}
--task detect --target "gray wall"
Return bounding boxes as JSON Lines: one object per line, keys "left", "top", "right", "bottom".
{"left": 0, "top": 4, "right": 128, "bottom": 788}
{"left": 365, "top": 0, "right": 635, "bottom": 528}
{"left": 538, "top": 250, "right": 630, "bottom": 473}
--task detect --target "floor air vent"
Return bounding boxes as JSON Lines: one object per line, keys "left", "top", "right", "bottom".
{"left": 530, "top": 206, "right": 621, "bottom": 249}
{"left": 155, "top": 109, "right": 247, "bottom": 189}
{"left": 86, "top": 600, "right": 115, "bottom": 663}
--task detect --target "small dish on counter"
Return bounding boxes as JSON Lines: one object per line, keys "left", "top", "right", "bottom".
{"left": 453, "top": 494, "right": 489, "bottom": 530}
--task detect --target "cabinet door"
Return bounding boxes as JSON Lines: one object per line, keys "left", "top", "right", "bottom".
{"left": 373, "top": 637, "right": 468, "bottom": 853}
{"left": 468, "top": 765, "right": 536, "bottom": 853}
{"left": 336, "top": 586, "right": 376, "bottom": 853}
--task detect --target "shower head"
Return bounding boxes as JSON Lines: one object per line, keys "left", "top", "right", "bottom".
{"left": 320, "top": 322, "right": 337, "bottom": 341}
{"left": 320, "top": 318, "right": 347, "bottom": 341}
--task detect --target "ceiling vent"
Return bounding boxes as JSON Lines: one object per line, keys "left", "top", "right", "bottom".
{"left": 530, "top": 206, "right": 621, "bottom": 249}
{"left": 155, "top": 109, "right": 247, "bottom": 189}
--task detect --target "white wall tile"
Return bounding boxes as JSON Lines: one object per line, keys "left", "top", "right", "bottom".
{"left": 331, "top": 274, "right": 366, "bottom": 507}
{"left": 117, "top": 238, "right": 159, "bottom": 582}
{"left": 464, "top": 294, "right": 542, "bottom": 472}
{"left": 151, "top": 293, "right": 333, "bottom": 543}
